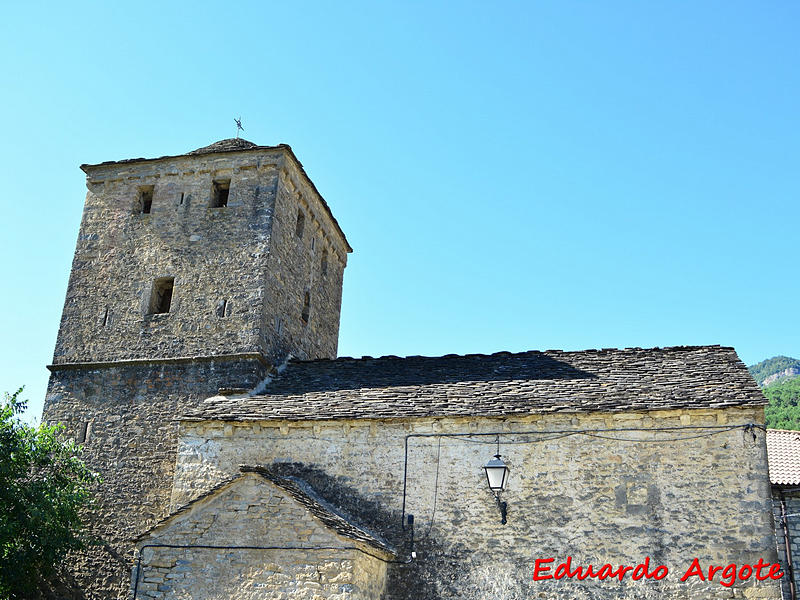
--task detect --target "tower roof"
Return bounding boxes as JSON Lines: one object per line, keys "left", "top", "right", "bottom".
{"left": 189, "top": 137, "right": 259, "bottom": 154}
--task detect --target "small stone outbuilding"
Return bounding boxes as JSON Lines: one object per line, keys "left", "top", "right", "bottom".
{"left": 133, "top": 466, "right": 396, "bottom": 599}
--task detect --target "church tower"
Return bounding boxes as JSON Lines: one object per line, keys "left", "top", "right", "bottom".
{"left": 43, "top": 139, "right": 350, "bottom": 598}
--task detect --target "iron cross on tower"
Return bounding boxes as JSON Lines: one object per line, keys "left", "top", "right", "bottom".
{"left": 234, "top": 117, "right": 244, "bottom": 138}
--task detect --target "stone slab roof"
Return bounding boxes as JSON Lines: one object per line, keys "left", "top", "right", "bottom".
{"left": 767, "top": 428, "right": 800, "bottom": 486}
{"left": 80, "top": 138, "right": 352, "bottom": 252}
{"left": 137, "top": 466, "right": 397, "bottom": 558}
{"left": 241, "top": 466, "right": 398, "bottom": 557}
{"left": 184, "top": 345, "right": 766, "bottom": 422}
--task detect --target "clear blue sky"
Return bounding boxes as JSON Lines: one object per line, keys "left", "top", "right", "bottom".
{"left": 1, "top": 1, "right": 798, "bottom": 422}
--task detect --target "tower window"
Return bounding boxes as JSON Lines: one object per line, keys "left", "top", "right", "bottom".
{"left": 77, "top": 421, "right": 91, "bottom": 444}
{"left": 301, "top": 291, "right": 310, "bottom": 324}
{"left": 295, "top": 210, "right": 305, "bottom": 238}
{"left": 216, "top": 299, "right": 228, "bottom": 318}
{"left": 321, "top": 249, "right": 328, "bottom": 276}
{"left": 148, "top": 277, "right": 174, "bottom": 314}
{"left": 138, "top": 186, "right": 154, "bottom": 214}
{"left": 211, "top": 179, "right": 230, "bottom": 208}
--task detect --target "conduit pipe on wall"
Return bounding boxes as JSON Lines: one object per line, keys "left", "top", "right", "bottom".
{"left": 779, "top": 489, "right": 797, "bottom": 600}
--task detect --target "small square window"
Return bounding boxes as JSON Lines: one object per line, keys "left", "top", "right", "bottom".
{"left": 211, "top": 179, "right": 230, "bottom": 208}
{"left": 148, "top": 277, "right": 174, "bottom": 314}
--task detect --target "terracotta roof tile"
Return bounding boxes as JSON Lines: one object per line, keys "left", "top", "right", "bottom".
{"left": 767, "top": 429, "right": 800, "bottom": 486}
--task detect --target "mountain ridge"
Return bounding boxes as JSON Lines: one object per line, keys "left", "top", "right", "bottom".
{"left": 747, "top": 355, "right": 800, "bottom": 431}
{"left": 747, "top": 355, "right": 800, "bottom": 387}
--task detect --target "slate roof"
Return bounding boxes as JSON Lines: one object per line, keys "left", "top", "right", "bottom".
{"left": 241, "top": 466, "right": 397, "bottom": 557}
{"left": 80, "top": 138, "right": 352, "bottom": 252}
{"left": 184, "top": 345, "right": 766, "bottom": 422}
{"left": 766, "top": 429, "right": 800, "bottom": 486}
{"left": 137, "top": 466, "right": 397, "bottom": 558}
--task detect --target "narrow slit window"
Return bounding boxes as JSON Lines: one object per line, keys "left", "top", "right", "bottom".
{"left": 77, "top": 421, "right": 91, "bottom": 444}
{"left": 301, "top": 291, "right": 310, "bottom": 324}
{"left": 216, "top": 299, "right": 228, "bottom": 318}
{"left": 179, "top": 192, "right": 184, "bottom": 205}
{"left": 321, "top": 249, "right": 328, "bottom": 275}
{"left": 101, "top": 306, "right": 109, "bottom": 327}
{"left": 148, "top": 277, "right": 174, "bottom": 314}
{"left": 138, "top": 186, "right": 154, "bottom": 214}
{"left": 295, "top": 210, "right": 305, "bottom": 238}
{"left": 211, "top": 179, "right": 230, "bottom": 208}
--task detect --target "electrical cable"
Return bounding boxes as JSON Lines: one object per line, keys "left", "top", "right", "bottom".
{"left": 400, "top": 422, "right": 764, "bottom": 529}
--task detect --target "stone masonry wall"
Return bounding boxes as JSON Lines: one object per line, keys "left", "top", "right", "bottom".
{"left": 772, "top": 491, "right": 800, "bottom": 598}
{"left": 259, "top": 164, "right": 347, "bottom": 362}
{"left": 53, "top": 153, "right": 276, "bottom": 364}
{"left": 42, "top": 143, "right": 351, "bottom": 598}
{"left": 174, "top": 406, "right": 782, "bottom": 600}
{"left": 134, "top": 474, "right": 385, "bottom": 600}
{"left": 52, "top": 146, "right": 348, "bottom": 366}
{"left": 43, "top": 359, "right": 267, "bottom": 599}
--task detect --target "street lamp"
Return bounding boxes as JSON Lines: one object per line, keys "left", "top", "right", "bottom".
{"left": 483, "top": 453, "right": 509, "bottom": 524}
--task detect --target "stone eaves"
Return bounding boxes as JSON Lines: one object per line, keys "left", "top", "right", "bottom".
{"left": 79, "top": 138, "right": 352, "bottom": 252}
{"left": 184, "top": 345, "right": 766, "bottom": 423}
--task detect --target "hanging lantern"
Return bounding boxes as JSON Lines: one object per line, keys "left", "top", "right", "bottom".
{"left": 483, "top": 454, "right": 509, "bottom": 493}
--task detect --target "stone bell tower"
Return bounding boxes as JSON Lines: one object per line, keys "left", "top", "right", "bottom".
{"left": 42, "top": 138, "right": 351, "bottom": 599}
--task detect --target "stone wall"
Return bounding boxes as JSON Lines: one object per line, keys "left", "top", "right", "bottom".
{"left": 173, "top": 406, "right": 782, "bottom": 599}
{"left": 773, "top": 490, "right": 800, "bottom": 598}
{"left": 42, "top": 142, "right": 352, "bottom": 598}
{"left": 52, "top": 146, "right": 348, "bottom": 366}
{"left": 134, "top": 473, "right": 386, "bottom": 600}
{"left": 43, "top": 358, "right": 267, "bottom": 599}
{"left": 259, "top": 166, "right": 347, "bottom": 362}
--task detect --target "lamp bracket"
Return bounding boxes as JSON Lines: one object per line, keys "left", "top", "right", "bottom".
{"left": 494, "top": 493, "right": 508, "bottom": 525}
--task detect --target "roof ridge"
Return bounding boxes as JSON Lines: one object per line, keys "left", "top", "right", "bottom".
{"left": 288, "top": 344, "right": 732, "bottom": 366}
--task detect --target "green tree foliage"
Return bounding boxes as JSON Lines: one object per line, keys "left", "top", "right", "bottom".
{"left": 748, "top": 355, "right": 800, "bottom": 386}
{"left": 0, "top": 389, "right": 98, "bottom": 599}
{"left": 763, "top": 377, "right": 800, "bottom": 431}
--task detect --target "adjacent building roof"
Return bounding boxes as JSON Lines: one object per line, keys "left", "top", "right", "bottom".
{"left": 766, "top": 428, "right": 800, "bottom": 486}
{"left": 80, "top": 138, "right": 352, "bottom": 252}
{"left": 184, "top": 345, "right": 766, "bottom": 423}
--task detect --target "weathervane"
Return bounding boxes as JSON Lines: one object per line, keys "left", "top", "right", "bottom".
{"left": 234, "top": 117, "right": 244, "bottom": 138}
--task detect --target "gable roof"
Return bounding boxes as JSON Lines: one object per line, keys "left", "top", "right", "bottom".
{"left": 767, "top": 428, "right": 800, "bottom": 486}
{"left": 184, "top": 345, "right": 765, "bottom": 423}
{"left": 137, "top": 465, "right": 397, "bottom": 558}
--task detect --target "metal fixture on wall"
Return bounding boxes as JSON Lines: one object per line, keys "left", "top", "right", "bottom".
{"left": 483, "top": 441, "right": 509, "bottom": 524}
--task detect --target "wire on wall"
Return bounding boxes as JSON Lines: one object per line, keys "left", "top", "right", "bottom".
{"left": 400, "top": 422, "right": 764, "bottom": 530}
